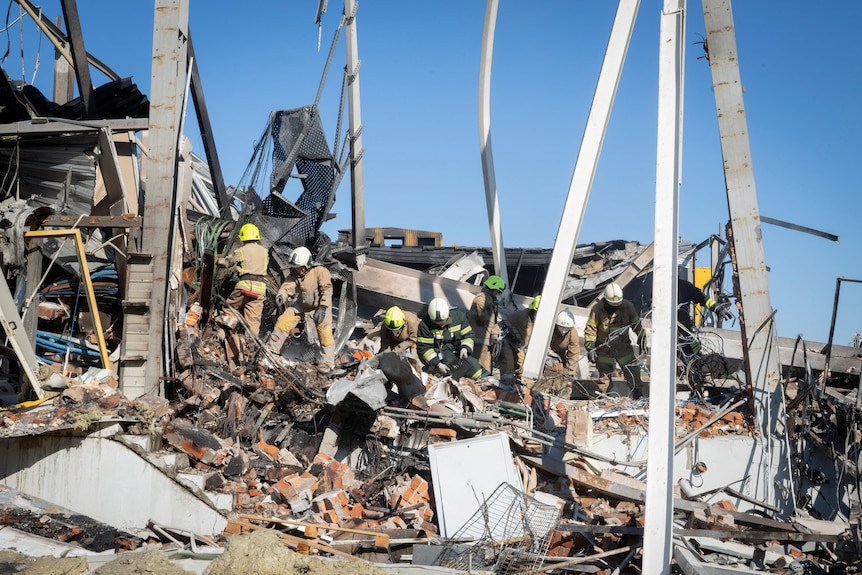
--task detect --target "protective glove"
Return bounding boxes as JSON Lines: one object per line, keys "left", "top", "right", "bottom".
{"left": 276, "top": 292, "right": 287, "bottom": 307}
{"left": 460, "top": 347, "right": 470, "bottom": 359}
{"left": 313, "top": 305, "right": 328, "bottom": 324}
{"left": 587, "top": 348, "right": 598, "bottom": 364}
{"left": 714, "top": 302, "right": 733, "bottom": 322}
{"left": 638, "top": 332, "right": 649, "bottom": 354}
{"left": 437, "top": 362, "right": 451, "bottom": 376}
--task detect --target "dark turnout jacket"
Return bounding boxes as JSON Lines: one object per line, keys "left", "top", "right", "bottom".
{"left": 417, "top": 307, "right": 475, "bottom": 369}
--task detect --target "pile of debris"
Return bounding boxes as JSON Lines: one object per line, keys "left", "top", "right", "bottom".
{"left": 1, "top": 295, "right": 859, "bottom": 575}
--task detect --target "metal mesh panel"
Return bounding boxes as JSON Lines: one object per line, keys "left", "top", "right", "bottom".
{"left": 269, "top": 106, "right": 342, "bottom": 246}
{"left": 434, "top": 482, "right": 561, "bottom": 575}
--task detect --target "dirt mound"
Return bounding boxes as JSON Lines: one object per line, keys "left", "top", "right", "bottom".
{"left": 203, "top": 529, "right": 388, "bottom": 575}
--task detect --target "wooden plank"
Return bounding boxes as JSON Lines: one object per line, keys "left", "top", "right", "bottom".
{"left": 239, "top": 514, "right": 390, "bottom": 549}
{"left": 40, "top": 214, "right": 142, "bottom": 229}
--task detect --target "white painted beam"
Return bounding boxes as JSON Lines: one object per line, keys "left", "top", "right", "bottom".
{"left": 523, "top": 0, "right": 641, "bottom": 380}
{"left": 642, "top": 1, "right": 685, "bottom": 574}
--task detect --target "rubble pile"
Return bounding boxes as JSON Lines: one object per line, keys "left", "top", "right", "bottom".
{"left": 3, "top": 303, "right": 860, "bottom": 574}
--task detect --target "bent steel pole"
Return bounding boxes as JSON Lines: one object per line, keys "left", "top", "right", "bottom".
{"left": 642, "top": 1, "right": 685, "bottom": 573}
{"left": 478, "top": 0, "right": 510, "bottom": 290}
{"left": 523, "top": 0, "right": 640, "bottom": 380}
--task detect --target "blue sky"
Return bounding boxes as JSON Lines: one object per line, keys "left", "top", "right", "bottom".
{"left": 8, "top": 1, "right": 861, "bottom": 346}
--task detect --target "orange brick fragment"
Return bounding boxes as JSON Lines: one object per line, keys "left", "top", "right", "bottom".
{"left": 256, "top": 440, "right": 279, "bottom": 458}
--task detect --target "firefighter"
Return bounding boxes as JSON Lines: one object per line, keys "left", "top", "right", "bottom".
{"left": 550, "top": 309, "right": 581, "bottom": 378}
{"left": 499, "top": 295, "right": 540, "bottom": 381}
{"left": 676, "top": 278, "right": 732, "bottom": 355}
{"left": 467, "top": 275, "right": 507, "bottom": 374}
{"left": 584, "top": 282, "right": 647, "bottom": 396}
{"left": 266, "top": 246, "right": 335, "bottom": 372}
{"left": 629, "top": 273, "right": 733, "bottom": 355}
{"left": 380, "top": 306, "right": 420, "bottom": 353}
{"left": 221, "top": 223, "right": 269, "bottom": 336}
{"left": 417, "top": 297, "right": 486, "bottom": 380}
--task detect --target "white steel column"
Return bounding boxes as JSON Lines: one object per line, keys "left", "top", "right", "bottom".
{"left": 702, "top": 0, "right": 789, "bottom": 512}
{"left": 345, "top": 0, "right": 367, "bottom": 268}
{"left": 523, "top": 0, "right": 640, "bottom": 380}
{"left": 478, "top": 0, "right": 510, "bottom": 288}
{"left": 642, "top": 1, "right": 685, "bottom": 573}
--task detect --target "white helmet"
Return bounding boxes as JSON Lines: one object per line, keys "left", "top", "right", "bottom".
{"left": 555, "top": 309, "right": 576, "bottom": 330}
{"left": 427, "top": 298, "right": 450, "bottom": 324}
{"left": 288, "top": 246, "right": 312, "bottom": 267}
{"left": 604, "top": 282, "right": 623, "bottom": 307}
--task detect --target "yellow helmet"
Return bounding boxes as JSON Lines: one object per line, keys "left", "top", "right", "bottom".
{"left": 238, "top": 223, "right": 260, "bottom": 242}
{"left": 384, "top": 306, "right": 406, "bottom": 331}
{"left": 528, "top": 295, "right": 541, "bottom": 311}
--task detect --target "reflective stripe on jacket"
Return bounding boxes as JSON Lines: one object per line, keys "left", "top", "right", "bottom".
{"left": 584, "top": 299, "right": 642, "bottom": 354}
{"left": 227, "top": 242, "right": 269, "bottom": 296}
{"left": 417, "top": 307, "right": 474, "bottom": 367}
{"left": 278, "top": 265, "right": 333, "bottom": 312}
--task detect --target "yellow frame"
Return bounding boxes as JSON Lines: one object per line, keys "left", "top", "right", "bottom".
{"left": 24, "top": 229, "right": 112, "bottom": 370}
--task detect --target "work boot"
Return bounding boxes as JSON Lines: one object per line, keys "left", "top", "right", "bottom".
{"left": 596, "top": 373, "right": 611, "bottom": 394}
{"left": 317, "top": 360, "right": 335, "bottom": 375}
{"left": 499, "top": 373, "right": 517, "bottom": 391}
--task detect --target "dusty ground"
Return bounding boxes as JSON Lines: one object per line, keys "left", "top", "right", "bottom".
{"left": 203, "top": 529, "right": 388, "bottom": 575}
{"left": 0, "top": 529, "right": 395, "bottom": 575}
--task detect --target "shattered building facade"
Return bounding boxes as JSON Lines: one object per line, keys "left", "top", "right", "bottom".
{"left": 0, "top": 1, "right": 859, "bottom": 574}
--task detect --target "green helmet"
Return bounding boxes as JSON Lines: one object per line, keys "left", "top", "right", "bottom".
{"left": 238, "top": 223, "right": 260, "bottom": 242}
{"left": 528, "top": 295, "right": 541, "bottom": 311}
{"left": 484, "top": 275, "right": 505, "bottom": 292}
{"left": 384, "top": 306, "right": 406, "bottom": 331}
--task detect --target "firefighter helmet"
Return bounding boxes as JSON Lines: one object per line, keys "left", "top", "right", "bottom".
{"left": 483, "top": 275, "right": 505, "bottom": 293}
{"left": 604, "top": 282, "right": 624, "bottom": 307}
{"left": 528, "top": 295, "right": 541, "bottom": 311}
{"left": 288, "top": 246, "right": 312, "bottom": 268}
{"left": 237, "top": 223, "right": 260, "bottom": 242}
{"left": 384, "top": 306, "right": 406, "bottom": 331}
{"left": 556, "top": 309, "right": 576, "bottom": 329}
{"left": 427, "top": 298, "right": 450, "bottom": 324}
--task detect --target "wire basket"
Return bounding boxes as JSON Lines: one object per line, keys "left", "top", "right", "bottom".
{"left": 433, "top": 482, "right": 561, "bottom": 574}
